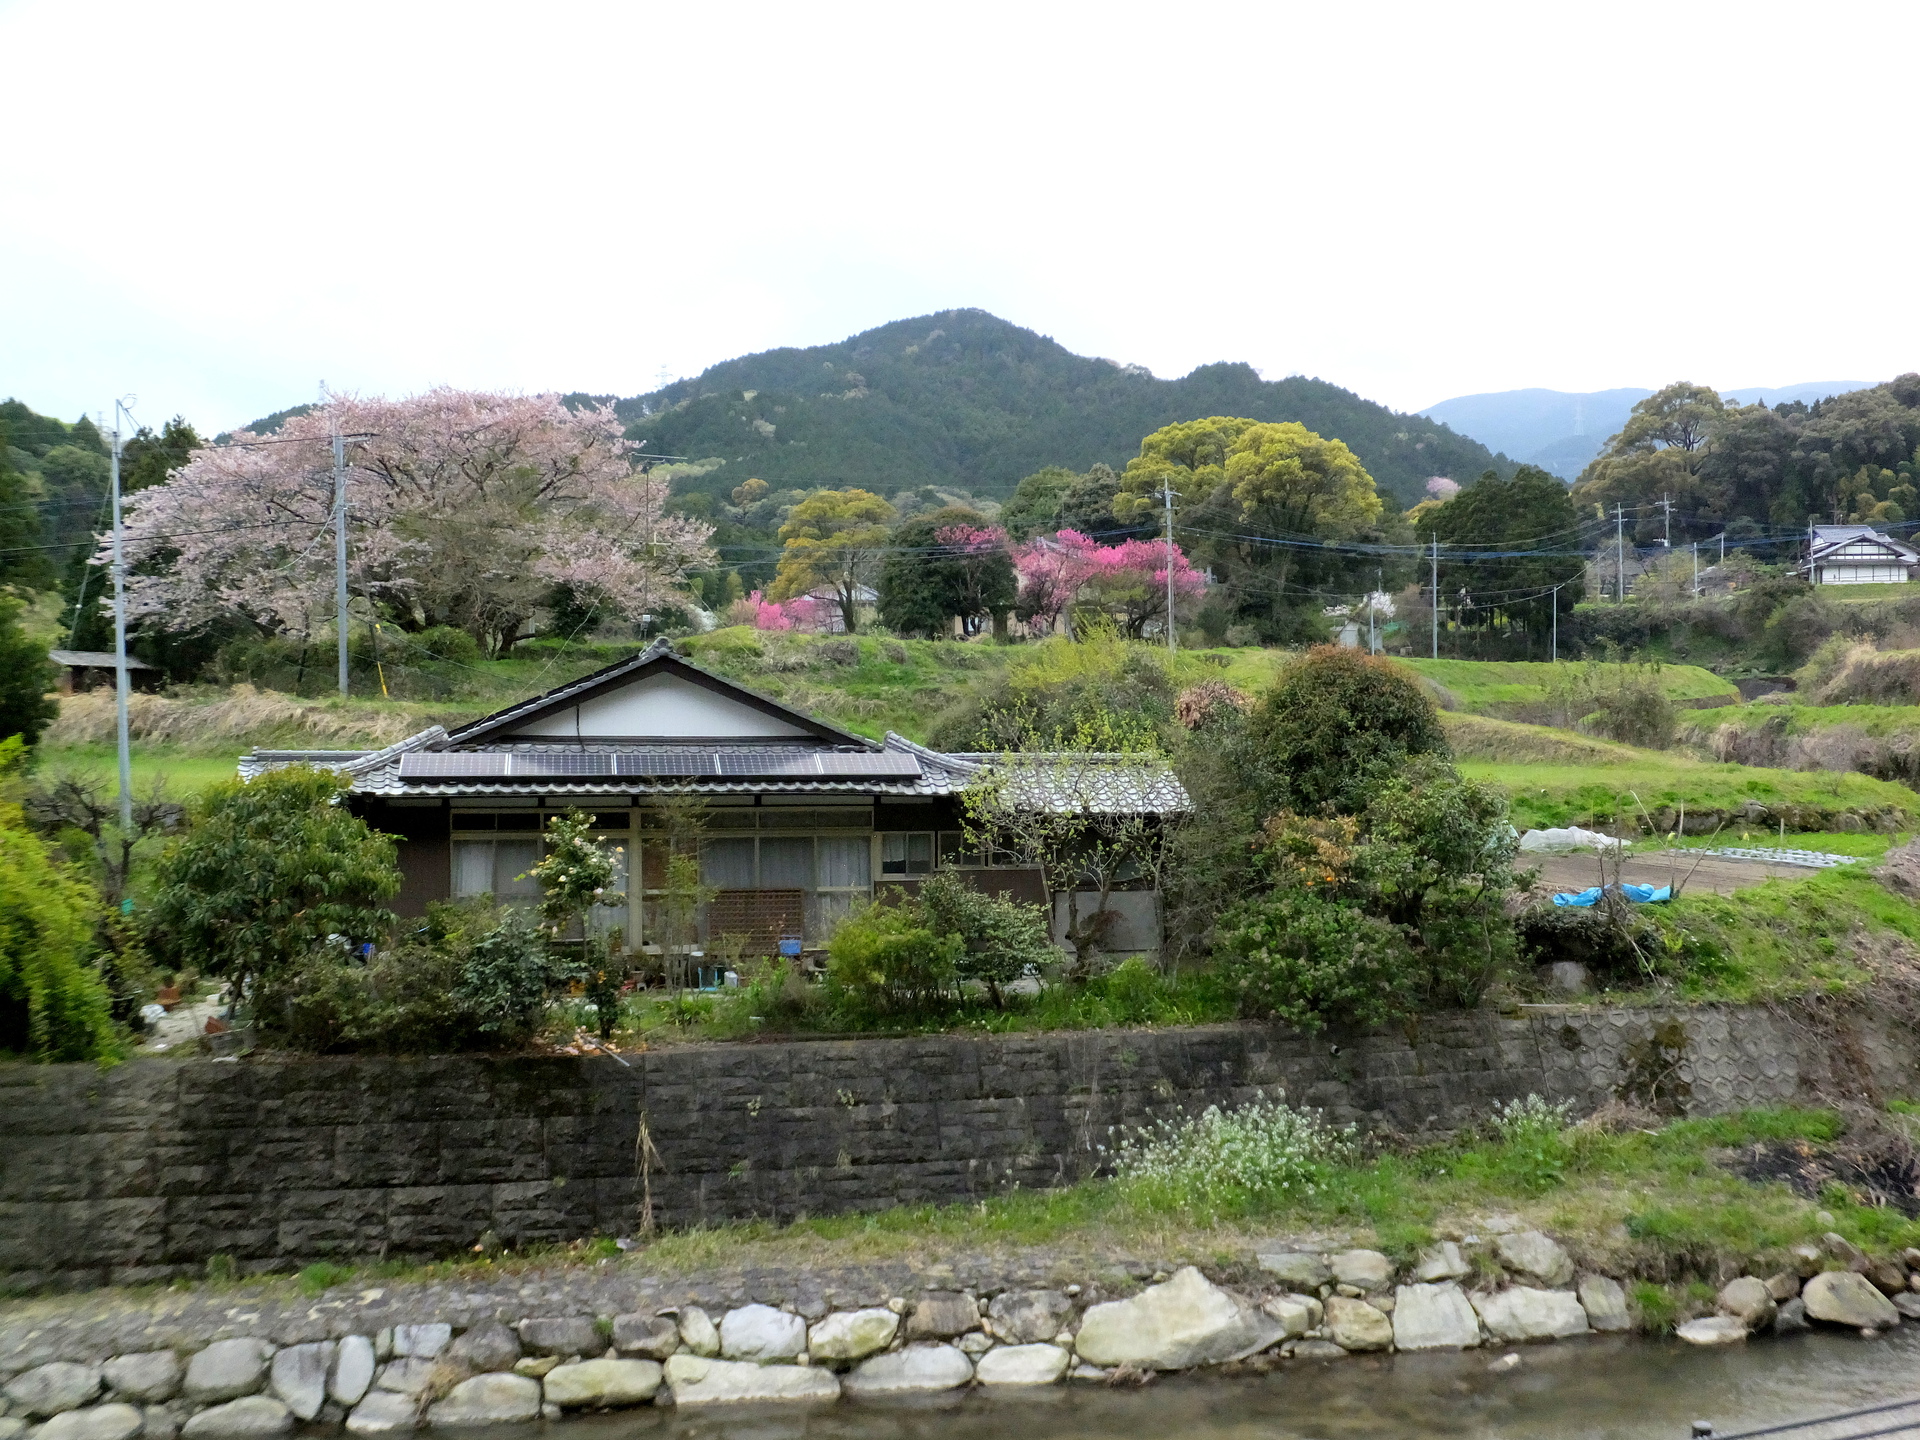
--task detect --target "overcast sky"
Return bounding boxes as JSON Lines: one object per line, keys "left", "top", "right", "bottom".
{"left": 4, "top": 0, "right": 1915, "bottom": 435}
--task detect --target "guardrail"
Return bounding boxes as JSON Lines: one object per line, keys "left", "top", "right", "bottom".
{"left": 1691, "top": 1397, "right": 1920, "bottom": 1440}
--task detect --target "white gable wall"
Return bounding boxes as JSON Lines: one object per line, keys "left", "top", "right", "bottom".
{"left": 509, "top": 671, "right": 811, "bottom": 739}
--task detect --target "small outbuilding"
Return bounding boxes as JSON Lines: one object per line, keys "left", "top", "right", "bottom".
{"left": 49, "top": 649, "right": 160, "bottom": 694}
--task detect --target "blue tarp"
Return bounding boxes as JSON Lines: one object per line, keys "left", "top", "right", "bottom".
{"left": 1552, "top": 883, "right": 1672, "bottom": 907}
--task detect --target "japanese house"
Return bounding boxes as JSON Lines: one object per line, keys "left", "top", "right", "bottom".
{"left": 239, "top": 639, "right": 1189, "bottom": 963}
{"left": 1801, "top": 524, "right": 1920, "bottom": 585}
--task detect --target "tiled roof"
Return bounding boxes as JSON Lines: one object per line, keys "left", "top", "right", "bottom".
{"left": 949, "top": 752, "right": 1192, "bottom": 815}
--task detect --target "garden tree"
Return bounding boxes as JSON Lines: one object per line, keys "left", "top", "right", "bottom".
{"left": 23, "top": 770, "right": 182, "bottom": 906}
{"left": 119, "top": 390, "right": 714, "bottom": 656}
{"left": 1249, "top": 646, "right": 1448, "bottom": 815}
{"left": 1011, "top": 530, "right": 1205, "bottom": 638}
{"left": 999, "top": 466, "right": 1076, "bottom": 540}
{"left": 1428, "top": 465, "right": 1584, "bottom": 648}
{"left": 0, "top": 598, "right": 57, "bottom": 745}
{"left": 145, "top": 767, "right": 399, "bottom": 1017}
{"left": 768, "top": 487, "right": 896, "bottom": 633}
{"left": 530, "top": 809, "right": 625, "bottom": 1039}
{"left": 1573, "top": 383, "right": 1727, "bottom": 533}
{"left": 876, "top": 507, "right": 1016, "bottom": 638}
{"left": 916, "top": 869, "right": 1055, "bottom": 1007}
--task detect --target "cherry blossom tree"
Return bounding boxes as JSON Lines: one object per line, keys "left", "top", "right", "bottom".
{"left": 116, "top": 389, "right": 715, "bottom": 656}
{"left": 1013, "top": 529, "right": 1206, "bottom": 638}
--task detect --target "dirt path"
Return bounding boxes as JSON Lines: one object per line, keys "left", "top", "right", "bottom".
{"left": 1525, "top": 850, "right": 1832, "bottom": 898}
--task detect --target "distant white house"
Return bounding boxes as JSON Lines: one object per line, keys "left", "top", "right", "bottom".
{"left": 1800, "top": 525, "right": 1920, "bottom": 585}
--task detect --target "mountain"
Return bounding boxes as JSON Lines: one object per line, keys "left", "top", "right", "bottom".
{"left": 617, "top": 310, "right": 1507, "bottom": 509}
{"left": 1420, "top": 381, "right": 1878, "bottom": 480}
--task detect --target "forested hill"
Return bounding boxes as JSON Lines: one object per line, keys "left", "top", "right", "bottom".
{"left": 615, "top": 310, "right": 1508, "bottom": 508}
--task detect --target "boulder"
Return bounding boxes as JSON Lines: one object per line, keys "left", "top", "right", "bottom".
{"left": 676, "top": 1309, "right": 720, "bottom": 1358}
{"left": 1494, "top": 1233, "right": 1574, "bottom": 1288}
{"left": 1823, "top": 1233, "right": 1870, "bottom": 1270}
{"left": 140, "top": 1405, "right": 181, "bottom": 1440}
{"left": 1073, "top": 1268, "right": 1281, "bottom": 1370}
{"left": 1765, "top": 1273, "right": 1801, "bottom": 1302}
{"left": 987, "top": 1290, "right": 1073, "bottom": 1345}
{"left": 425, "top": 1374, "right": 542, "bottom": 1427}
{"left": 268, "top": 1342, "right": 334, "bottom": 1421}
{"left": 1391, "top": 1284, "right": 1482, "bottom": 1350}
{"left": 510, "top": 1360, "right": 556, "bottom": 1380}
{"left": 904, "top": 1292, "right": 980, "bottom": 1340}
{"left": 1413, "top": 1243, "right": 1470, "bottom": 1283}
{"left": 1892, "top": 1294, "right": 1920, "bottom": 1321}
{"left": 1576, "top": 1276, "right": 1630, "bottom": 1333}
{"left": 1773, "top": 1298, "right": 1810, "bottom": 1333}
{"left": 1676, "top": 1317, "right": 1749, "bottom": 1346}
{"left": 1868, "top": 1261, "right": 1908, "bottom": 1296}
{"left": 6, "top": 1363, "right": 104, "bottom": 1417}
{"left": 973, "top": 1345, "right": 1070, "bottom": 1386}
{"left": 661, "top": 1356, "right": 840, "bottom": 1406}
{"left": 0, "top": 1420, "right": 23, "bottom": 1440}
{"left": 183, "top": 1342, "right": 272, "bottom": 1405}
{"left": 516, "top": 1318, "right": 600, "bottom": 1360}
{"left": 806, "top": 1309, "right": 899, "bottom": 1363}
{"left": 1802, "top": 1271, "right": 1899, "bottom": 1329}
{"left": 718, "top": 1305, "right": 806, "bottom": 1363}
{"left": 1717, "top": 1278, "right": 1777, "bottom": 1331}
{"left": 1328, "top": 1250, "right": 1394, "bottom": 1291}
{"left": 1471, "top": 1287, "right": 1589, "bottom": 1342}
{"left": 842, "top": 1344, "right": 974, "bottom": 1396}
{"left": 541, "top": 1359, "right": 662, "bottom": 1408}
{"left": 373, "top": 1362, "right": 435, "bottom": 1398}
{"left": 343, "top": 1392, "right": 418, "bottom": 1435}
{"left": 105, "top": 1355, "right": 182, "bottom": 1405}
{"left": 329, "top": 1338, "right": 376, "bottom": 1409}
{"left": 1789, "top": 1243, "right": 1823, "bottom": 1277}
{"left": 441, "top": 1326, "right": 519, "bottom": 1377}
{"left": 611, "top": 1315, "right": 679, "bottom": 1362}
{"left": 180, "top": 1397, "right": 293, "bottom": 1439}
{"left": 1260, "top": 1296, "right": 1316, "bottom": 1339}
{"left": 1323, "top": 1296, "right": 1393, "bottom": 1352}
{"left": 1256, "top": 1253, "right": 1331, "bottom": 1290}
{"left": 1291, "top": 1340, "right": 1349, "bottom": 1360}
{"left": 957, "top": 1332, "right": 993, "bottom": 1356}
{"left": 35, "top": 1403, "right": 146, "bottom": 1440}
{"left": 391, "top": 1328, "right": 450, "bottom": 1362}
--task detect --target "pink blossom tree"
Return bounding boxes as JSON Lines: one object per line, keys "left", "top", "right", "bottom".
{"left": 1013, "top": 529, "right": 1206, "bottom": 638}
{"left": 117, "top": 389, "right": 715, "bottom": 655}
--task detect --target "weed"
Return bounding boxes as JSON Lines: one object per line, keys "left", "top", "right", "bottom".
{"left": 297, "top": 1262, "right": 354, "bottom": 1295}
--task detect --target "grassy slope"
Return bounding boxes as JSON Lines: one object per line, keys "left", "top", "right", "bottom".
{"left": 1684, "top": 700, "right": 1920, "bottom": 738}
{"left": 1395, "top": 657, "right": 1740, "bottom": 711}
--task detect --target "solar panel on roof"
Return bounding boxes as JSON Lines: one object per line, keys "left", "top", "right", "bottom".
{"left": 400, "top": 754, "right": 510, "bottom": 778}
{"left": 398, "top": 746, "right": 923, "bottom": 784}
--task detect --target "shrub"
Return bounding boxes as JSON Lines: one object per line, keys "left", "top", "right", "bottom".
{"left": 917, "top": 868, "right": 1056, "bottom": 1003}
{"left": 1110, "top": 1092, "right": 1356, "bottom": 1209}
{"left": 1217, "top": 887, "right": 1413, "bottom": 1032}
{"left": 1583, "top": 673, "right": 1677, "bottom": 748}
{"left": 1250, "top": 647, "right": 1448, "bottom": 814}
{"left": 826, "top": 895, "right": 963, "bottom": 1013}
{"left": 0, "top": 803, "right": 116, "bottom": 1061}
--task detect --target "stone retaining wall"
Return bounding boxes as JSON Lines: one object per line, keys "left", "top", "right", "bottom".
{"left": 3, "top": 1005, "right": 1912, "bottom": 1288}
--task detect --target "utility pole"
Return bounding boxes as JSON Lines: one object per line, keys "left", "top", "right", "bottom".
{"left": 1615, "top": 504, "right": 1626, "bottom": 602}
{"left": 1551, "top": 582, "right": 1558, "bottom": 662}
{"left": 1658, "top": 493, "right": 1673, "bottom": 547}
{"left": 1692, "top": 542, "right": 1700, "bottom": 598}
{"left": 1160, "top": 483, "right": 1177, "bottom": 655}
{"left": 1371, "top": 566, "right": 1381, "bottom": 653}
{"left": 333, "top": 430, "right": 350, "bottom": 695}
{"left": 107, "top": 400, "right": 133, "bottom": 837}
{"left": 1430, "top": 533, "right": 1439, "bottom": 660}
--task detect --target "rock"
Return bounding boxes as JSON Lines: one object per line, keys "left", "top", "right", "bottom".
{"left": 6, "top": 1363, "right": 104, "bottom": 1418}
{"left": 1773, "top": 1298, "right": 1810, "bottom": 1333}
{"left": 904, "top": 1292, "right": 980, "bottom": 1340}
{"left": 516, "top": 1318, "right": 600, "bottom": 1360}
{"left": 1765, "top": 1273, "right": 1801, "bottom": 1302}
{"left": 373, "top": 1362, "right": 435, "bottom": 1398}
{"left": 806, "top": 1309, "right": 899, "bottom": 1363}
{"left": 105, "top": 1355, "right": 181, "bottom": 1405}
{"left": 1256, "top": 1253, "right": 1331, "bottom": 1290}
{"left": 661, "top": 1356, "right": 840, "bottom": 1406}
{"left": 1891, "top": 1294, "right": 1920, "bottom": 1320}
{"left": 1576, "top": 1276, "right": 1631, "bottom": 1333}
{"left": 542, "top": 1359, "right": 662, "bottom": 1408}
{"left": 181, "top": 1397, "right": 292, "bottom": 1440}
{"left": 1328, "top": 1250, "right": 1394, "bottom": 1291}
{"left": 35, "top": 1404, "right": 145, "bottom": 1440}
{"left": 343, "top": 1392, "right": 418, "bottom": 1435}
{"left": 0, "top": 1421, "right": 23, "bottom": 1440}
{"left": 1323, "top": 1296, "right": 1394, "bottom": 1352}
{"left": 1823, "top": 1232, "right": 1870, "bottom": 1269}
{"left": 987, "top": 1290, "right": 1073, "bottom": 1345}
{"left": 141, "top": 1405, "right": 181, "bottom": 1440}
{"left": 509, "top": 1360, "right": 555, "bottom": 1380}
{"left": 1260, "top": 1296, "right": 1315, "bottom": 1339}
{"left": 1471, "top": 1287, "right": 1590, "bottom": 1342}
{"left": 1493, "top": 1233, "right": 1574, "bottom": 1288}
{"left": 1073, "top": 1268, "right": 1282, "bottom": 1370}
{"left": 183, "top": 1342, "right": 272, "bottom": 1405}
{"left": 425, "top": 1374, "right": 542, "bottom": 1427}
{"left": 974, "top": 1344, "right": 1070, "bottom": 1386}
{"left": 329, "top": 1338, "right": 376, "bottom": 1409}
{"left": 842, "top": 1344, "right": 974, "bottom": 1396}
{"left": 374, "top": 1333, "right": 393, "bottom": 1364}
{"left": 1789, "top": 1244, "right": 1823, "bottom": 1277}
{"left": 1391, "top": 1284, "right": 1482, "bottom": 1350}
{"left": 1485, "top": 1352, "right": 1521, "bottom": 1373}
{"left": 1803, "top": 1271, "right": 1900, "bottom": 1329}
{"left": 539, "top": 1406, "right": 559, "bottom": 1423}
{"left": 1717, "top": 1278, "right": 1777, "bottom": 1331}
{"left": 1677, "top": 1317, "right": 1749, "bottom": 1346}
{"left": 1868, "top": 1260, "right": 1907, "bottom": 1295}
{"left": 268, "top": 1342, "right": 334, "bottom": 1421}
{"left": 441, "top": 1326, "right": 518, "bottom": 1377}
{"left": 391, "top": 1328, "right": 450, "bottom": 1362}
{"left": 1291, "top": 1340, "right": 1348, "bottom": 1360}
{"left": 1067, "top": 1364, "right": 1109, "bottom": 1381}
{"left": 1413, "top": 1243, "right": 1470, "bottom": 1283}
{"left": 675, "top": 1309, "right": 720, "bottom": 1359}
{"left": 1904, "top": 1248, "right": 1920, "bottom": 1270}
{"left": 611, "top": 1315, "right": 679, "bottom": 1361}
{"left": 718, "top": 1305, "right": 807, "bottom": 1363}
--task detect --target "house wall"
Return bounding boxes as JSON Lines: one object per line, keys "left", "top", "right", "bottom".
{"left": 6, "top": 1004, "right": 1912, "bottom": 1287}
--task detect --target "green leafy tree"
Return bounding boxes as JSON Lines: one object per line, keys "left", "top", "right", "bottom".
{"left": 1000, "top": 466, "right": 1077, "bottom": 540}
{"left": 917, "top": 868, "right": 1055, "bottom": 1006}
{"left": 0, "top": 424, "right": 54, "bottom": 590}
{"left": 145, "top": 767, "right": 399, "bottom": 1015}
{"left": 1218, "top": 888, "right": 1412, "bottom": 1032}
{"left": 769, "top": 488, "right": 896, "bottom": 632}
{"left": 1250, "top": 647, "right": 1448, "bottom": 814}
{"left": 1573, "top": 382, "right": 1728, "bottom": 534}
{"left": 0, "top": 597, "right": 57, "bottom": 745}
{"left": 876, "top": 507, "right": 1015, "bottom": 638}
{"left": 1429, "top": 465, "right": 1583, "bottom": 647}
{"left": 1054, "top": 463, "right": 1125, "bottom": 536}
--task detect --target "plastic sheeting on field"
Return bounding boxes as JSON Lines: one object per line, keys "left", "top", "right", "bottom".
{"left": 1519, "top": 826, "right": 1629, "bottom": 854}
{"left": 1552, "top": 883, "right": 1672, "bottom": 907}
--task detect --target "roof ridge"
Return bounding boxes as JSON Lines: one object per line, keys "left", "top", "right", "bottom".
{"left": 340, "top": 725, "right": 449, "bottom": 777}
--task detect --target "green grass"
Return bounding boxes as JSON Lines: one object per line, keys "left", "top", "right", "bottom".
{"left": 1684, "top": 700, "right": 1920, "bottom": 739}
{"left": 1394, "top": 657, "right": 1740, "bottom": 716}
{"left": 33, "top": 743, "right": 248, "bottom": 796}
